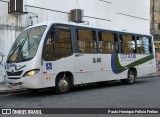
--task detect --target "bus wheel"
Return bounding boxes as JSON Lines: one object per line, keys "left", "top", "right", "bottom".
{"left": 55, "top": 74, "right": 70, "bottom": 94}
{"left": 121, "top": 70, "right": 135, "bottom": 84}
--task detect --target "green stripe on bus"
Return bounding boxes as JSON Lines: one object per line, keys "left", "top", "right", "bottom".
{"left": 111, "top": 54, "right": 154, "bottom": 74}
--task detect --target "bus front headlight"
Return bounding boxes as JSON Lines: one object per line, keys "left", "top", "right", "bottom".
{"left": 23, "top": 69, "right": 40, "bottom": 77}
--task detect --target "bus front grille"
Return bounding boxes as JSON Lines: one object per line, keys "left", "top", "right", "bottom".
{"left": 8, "top": 77, "right": 21, "bottom": 80}
{"left": 8, "top": 82, "right": 22, "bottom": 86}
{"left": 7, "top": 71, "right": 23, "bottom": 76}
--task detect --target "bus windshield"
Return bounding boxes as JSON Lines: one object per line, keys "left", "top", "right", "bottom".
{"left": 7, "top": 25, "right": 46, "bottom": 63}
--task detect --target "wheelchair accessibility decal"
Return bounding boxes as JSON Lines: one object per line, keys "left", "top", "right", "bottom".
{"left": 46, "top": 63, "right": 52, "bottom": 70}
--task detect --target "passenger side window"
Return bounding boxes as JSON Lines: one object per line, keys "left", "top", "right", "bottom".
{"left": 77, "top": 29, "right": 97, "bottom": 53}
{"left": 120, "top": 34, "right": 135, "bottom": 54}
{"left": 136, "top": 36, "right": 152, "bottom": 54}
{"left": 43, "top": 26, "right": 72, "bottom": 60}
{"left": 99, "top": 32, "right": 118, "bottom": 53}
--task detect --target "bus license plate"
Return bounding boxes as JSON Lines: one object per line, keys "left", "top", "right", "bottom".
{"left": 12, "top": 85, "right": 19, "bottom": 89}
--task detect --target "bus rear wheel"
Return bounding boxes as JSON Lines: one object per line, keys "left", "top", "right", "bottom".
{"left": 55, "top": 74, "right": 71, "bottom": 94}
{"left": 121, "top": 70, "right": 135, "bottom": 84}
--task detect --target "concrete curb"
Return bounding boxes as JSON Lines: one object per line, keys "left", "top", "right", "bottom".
{"left": 137, "top": 75, "right": 160, "bottom": 79}
{"left": 0, "top": 89, "right": 27, "bottom": 95}
{"left": 0, "top": 82, "right": 27, "bottom": 95}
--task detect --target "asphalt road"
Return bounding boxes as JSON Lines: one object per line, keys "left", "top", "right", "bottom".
{"left": 0, "top": 77, "right": 160, "bottom": 117}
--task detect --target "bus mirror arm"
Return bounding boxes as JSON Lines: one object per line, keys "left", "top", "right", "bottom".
{"left": 41, "top": 57, "right": 43, "bottom": 65}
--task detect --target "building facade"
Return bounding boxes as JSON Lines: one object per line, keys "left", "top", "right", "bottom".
{"left": 151, "top": 0, "right": 160, "bottom": 35}
{"left": 0, "top": 0, "right": 151, "bottom": 81}
{"left": 151, "top": 0, "right": 160, "bottom": 52}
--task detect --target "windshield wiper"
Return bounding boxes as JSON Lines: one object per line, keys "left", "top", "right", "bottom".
{"left": 7, "top": 39, "right": 26, "bottom": 63}
{"left": 7, "top": 29, "right": 32, "bottom": 63}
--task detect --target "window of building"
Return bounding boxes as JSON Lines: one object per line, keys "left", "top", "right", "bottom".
{"left": 99, "top": 32, "right": 118, "bottom": 53}
{"left": 77, "top": 29, "right": 97, "bottom": 53}
{"left": 43, "top": 26, "right": 72, "bottom": 60}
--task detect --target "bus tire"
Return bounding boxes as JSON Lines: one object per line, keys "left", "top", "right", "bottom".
{"left": 55, "top": 74, "right": 71, "bottom": 94}
{"left": 121, "top": 70, "right": 135, "bottom": 84}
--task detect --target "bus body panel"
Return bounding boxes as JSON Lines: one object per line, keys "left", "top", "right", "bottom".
{"left": 5, "top": 21, "right": 156, "bottom": 90}
{"left": 6, "top": 73, "right": 43, "bottom": 89}
{"left": 41, "top": 53, "right": 155, "bottom": 87}
{"left": 42, "top": 54, "right": 75, "bottom": 87}
{"left": 5, "top": 60, "right": 43, "bottom": 89}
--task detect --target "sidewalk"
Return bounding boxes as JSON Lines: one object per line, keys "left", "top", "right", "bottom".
{"left": 0, "top": 82, "right": 11, "bottom": 94}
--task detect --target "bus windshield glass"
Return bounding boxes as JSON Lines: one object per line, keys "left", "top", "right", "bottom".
{"left": 7, "top": 25, "right": 46, "bottom": 63}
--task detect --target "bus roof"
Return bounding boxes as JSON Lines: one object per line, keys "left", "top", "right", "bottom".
{"left": 26, "top": 21, "right": 152, "bottom": 36}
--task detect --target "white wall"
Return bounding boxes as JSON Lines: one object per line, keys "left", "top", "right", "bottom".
{"left": 0, "top": 0, "right": 151, "bottom": 81}
{"left": 24, "top": 0, "right": 150, "bottom": 33}
{"left": 0, "top": 0, "right": 22, "bottom": 80}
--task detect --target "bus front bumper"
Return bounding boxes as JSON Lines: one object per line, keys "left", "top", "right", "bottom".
{"left": 5, "top": 74, "right": 42, "bottom": 89}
